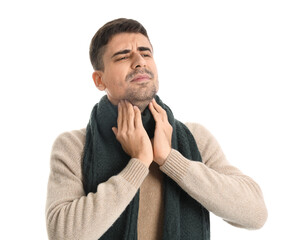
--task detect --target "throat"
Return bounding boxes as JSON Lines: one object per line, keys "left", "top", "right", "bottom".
{"left": 132, "top": 99, "right": 151, "bottom": 112}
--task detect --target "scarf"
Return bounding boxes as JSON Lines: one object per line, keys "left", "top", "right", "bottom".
{"left": 82, "top": 95, "right": 210, "bottom": 239}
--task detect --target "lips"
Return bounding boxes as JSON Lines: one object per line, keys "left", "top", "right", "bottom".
{"left": 131, "top": 74, "right": 151, "bottom": 82}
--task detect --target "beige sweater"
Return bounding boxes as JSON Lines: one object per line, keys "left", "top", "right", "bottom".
{"left": 46, "top": 123, "right": 267, "bottom": 240}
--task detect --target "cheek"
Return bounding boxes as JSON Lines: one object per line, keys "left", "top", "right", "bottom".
{"left": 149, "top": 61, "right": 158, "bottom": 76}
{"left": 104, "top": 69, "right": 128, "bottom": 92}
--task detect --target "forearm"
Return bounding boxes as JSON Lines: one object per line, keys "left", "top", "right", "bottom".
{"left": 160, "top": 149, "right": 267, "bottom": 229}
{"left": 46, "top": 158, "right": 148, "bottom": 240}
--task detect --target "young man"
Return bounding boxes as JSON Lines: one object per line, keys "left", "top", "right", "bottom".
{"left": 46, "top": 18, "right": 267, "bottom": 240}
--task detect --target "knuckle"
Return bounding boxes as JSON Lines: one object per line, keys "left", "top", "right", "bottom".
{"left": 118, "top": 132, "right": 126, "bottom": 139}
{"left": 126, "top": 130, "right": 133, "bottom": 136}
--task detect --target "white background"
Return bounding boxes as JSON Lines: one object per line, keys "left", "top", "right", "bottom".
{"left": 0, "top": 0, "right": 293, "bottom": 239}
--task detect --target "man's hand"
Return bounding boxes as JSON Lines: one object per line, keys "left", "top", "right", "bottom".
{"left": 149, "top": 99, "right": 173, "bottom": 166}
{"left": 112, "top": 100, "right": 153, "bottom": 167}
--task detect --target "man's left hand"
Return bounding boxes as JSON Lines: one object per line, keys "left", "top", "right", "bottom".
{"left": 149, "top": 99, "right": 173, "bottom": 166}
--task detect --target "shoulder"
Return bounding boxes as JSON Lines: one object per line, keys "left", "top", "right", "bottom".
{"left": 184, "top": 122, "right": 215, "bottom": 148}
{"left": 50, "top": 128, "right": 87, "bottom": 170}
{"left": 184, "top": 122, "right": 227, "bottom": 166}
{"left": 184, "top": 122, "right": 208, "bottom": 135}
{"left": 52, "top": 128, "right": 86, "bottom": 152}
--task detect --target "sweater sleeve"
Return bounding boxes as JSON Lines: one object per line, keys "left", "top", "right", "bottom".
{"left": 159, "top": 123, "right": 268, "bottom": 230}
{"left": 45, "top": 130, "right": 149, "bottom": 240}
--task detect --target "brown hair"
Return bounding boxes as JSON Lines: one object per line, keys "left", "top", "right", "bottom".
{"left": 89, "top": 18, "right": 150, "bottom": 71}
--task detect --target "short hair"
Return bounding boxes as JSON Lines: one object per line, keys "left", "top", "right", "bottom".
{"left": 89, "top": 18, "right": 150, "bottom": 71}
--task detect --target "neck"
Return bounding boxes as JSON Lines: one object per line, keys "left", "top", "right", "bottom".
{"left": 131, "top": 99, "right": 151, "bottom": 112}
{"left": 106, "top": 95, "right": 152, "bottom": 113}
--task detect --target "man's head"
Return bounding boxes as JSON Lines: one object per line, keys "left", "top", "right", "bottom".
{"left": 90, "top": 18, "right": 158, "bottom": 110}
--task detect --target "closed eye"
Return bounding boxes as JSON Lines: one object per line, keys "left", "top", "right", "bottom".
{"left": 142, "top": 54, "right": 151, "bottom": 57}
{"left": 116, "top": 56, "right": 129, "bottom": 61}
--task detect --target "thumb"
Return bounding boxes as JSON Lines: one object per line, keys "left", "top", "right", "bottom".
{"left": 112, "top": 127, "right": 118, "bottom": 137}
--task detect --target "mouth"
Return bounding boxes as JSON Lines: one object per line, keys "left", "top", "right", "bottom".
{"left": 131, "top": 74, "right": 151, "bottom": 83}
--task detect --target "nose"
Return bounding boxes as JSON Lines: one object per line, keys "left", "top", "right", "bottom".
{"left": 131, "top": 53, "right": 146, "bottom": 69}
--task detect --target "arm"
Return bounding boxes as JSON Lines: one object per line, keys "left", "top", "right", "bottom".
{"left": 45, "top": 130, "right": 149, "bottom": 240}
{"left": 159, "top": 123, "right": 268, "bottom": 229}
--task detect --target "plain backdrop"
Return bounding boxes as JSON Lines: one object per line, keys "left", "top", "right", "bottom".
{"left": 0, "top": 0, "right": 293, "bottom": 239}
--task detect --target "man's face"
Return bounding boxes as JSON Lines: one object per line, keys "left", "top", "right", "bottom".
{"left": 93, "top": 33, "right": 159, "bottom": 108}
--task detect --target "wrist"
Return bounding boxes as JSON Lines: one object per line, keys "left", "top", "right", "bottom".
{"left": 155, "top": 148, "right": 172, "bottom": 166}
{"left": 137, "top": 155, "right": 153, "bottom": 168}
{"left": 120, "top": 158, "right": 149, "bottom": 188}
{"left": 159, "top": 149, "right": 190, "bottom": 183}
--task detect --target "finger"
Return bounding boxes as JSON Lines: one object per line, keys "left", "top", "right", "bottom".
{"left": 151, "top": 98, "right": 163, "bottom": 113}
{"left": 152, "top": 99, "right": 168, "bottom": 121}
{"left": 112, "top": 127, "right": 118, "bottom": 137}
{"left": 126, "top": 100, "right": 135, "bottom": 130}
{"left": 149, "top": 101, "right": 160, "bottom": 122}
{"left": 121, "top": 100, "right": 128, "bottom": 132}
{"left": 134, "top": 105, "right": 143, "bottom": 129}
{"left": 117, "top": 101, "right": 123, "bottom": 130}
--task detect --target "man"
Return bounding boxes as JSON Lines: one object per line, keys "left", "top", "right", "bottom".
{"left": 46, "top": 18, "right": 267, "bottom": 240}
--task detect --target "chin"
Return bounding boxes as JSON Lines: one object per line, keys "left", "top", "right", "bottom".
{"left": 129, "top": 94, "right": 156, "bottom": 111}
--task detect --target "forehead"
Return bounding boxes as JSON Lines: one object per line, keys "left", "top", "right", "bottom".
{"left": 105, "top": 33, "right": 152, "bottom": 55}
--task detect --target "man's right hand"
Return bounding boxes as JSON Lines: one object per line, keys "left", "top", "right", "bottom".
{"left": 112, "top": 100, "right": 153, "bottom": 168}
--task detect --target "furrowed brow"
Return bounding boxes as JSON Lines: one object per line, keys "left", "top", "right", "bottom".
{"left": 111, "top": 49, "right": 131, "bottom": 58}
{"left": 138, "top": 46, "right": 152, "bottom": 53}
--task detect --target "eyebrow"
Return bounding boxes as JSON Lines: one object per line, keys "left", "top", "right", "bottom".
{"left": 111, "top": 46, "right": 152, "bottom": 58}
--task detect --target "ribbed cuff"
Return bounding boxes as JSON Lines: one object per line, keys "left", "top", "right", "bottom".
{"left": 120, "top": 158, "right": 149, "bottom": 188}
{"left": 159, "top": 149, "right": 190, "bottom": 183}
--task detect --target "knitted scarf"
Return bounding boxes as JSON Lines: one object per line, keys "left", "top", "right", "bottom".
{"left": 82, "top": 95, "right": 210, "bottom": 240}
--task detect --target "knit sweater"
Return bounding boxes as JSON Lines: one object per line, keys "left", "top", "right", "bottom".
{"left": 46, "top": 123, "right": 267, "bottom": 240}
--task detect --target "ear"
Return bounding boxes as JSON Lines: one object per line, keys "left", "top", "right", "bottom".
{"left": 92, "top": 71, "right": 106, "bottom": 91}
